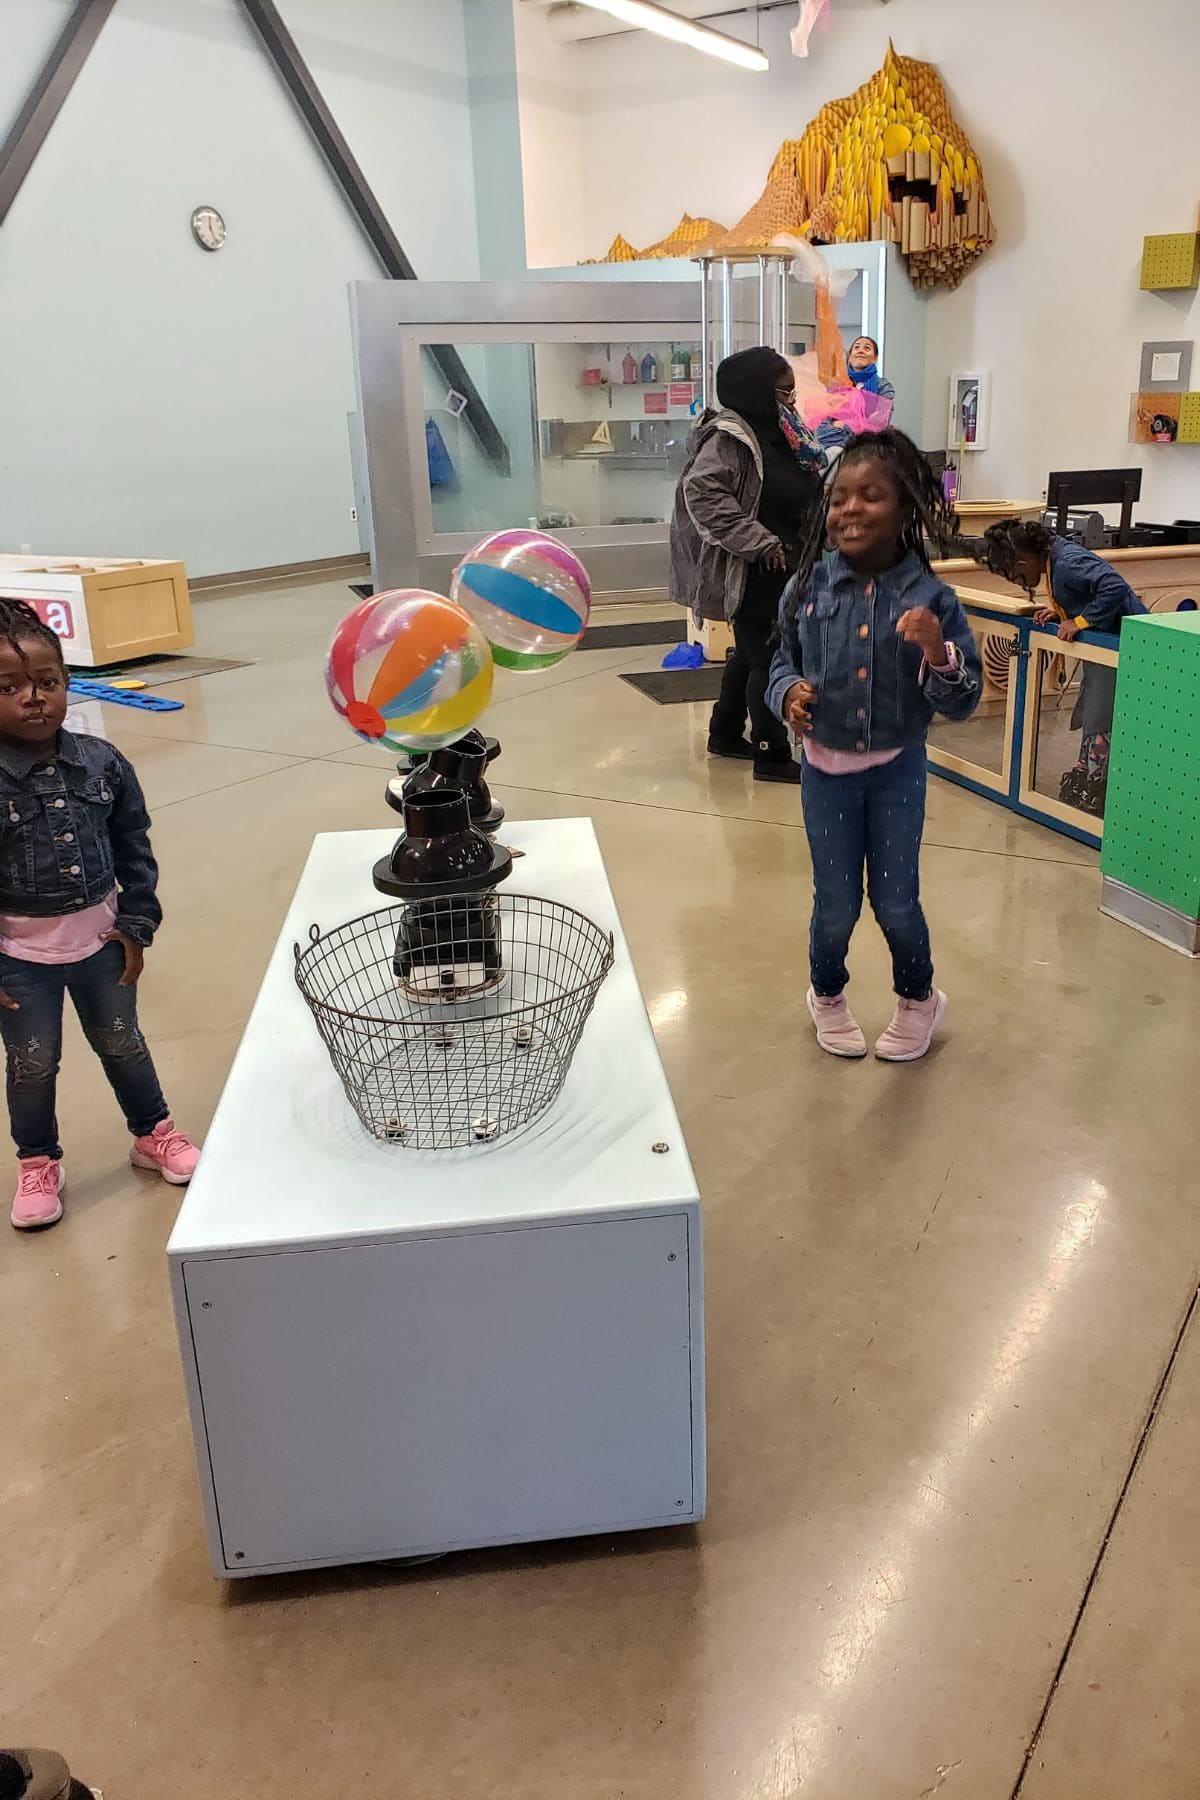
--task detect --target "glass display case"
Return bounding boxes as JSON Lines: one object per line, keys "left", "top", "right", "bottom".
{"left": 350, "top": 252, "right": 926, "bottom": 598}
{"left": 532, "top": 242, "right": 926, "bottom": 443}
{"left": 350, "top": 280, "right": 708, "bottom": 597}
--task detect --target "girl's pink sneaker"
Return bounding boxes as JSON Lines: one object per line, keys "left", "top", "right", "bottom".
{"left": 11, "top": 1157, "right": 65, "bottom": 1230}
{"left": 806, "top": 987, "right": 868, "bottom": 1058}
{"left": 130, "top": 1120, "right": 201, "bottom": 1186}
{"left": 875, "top": 990, "right": 948, "bottom": 1062}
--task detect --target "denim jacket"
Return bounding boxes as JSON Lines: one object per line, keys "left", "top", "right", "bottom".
{"left": 767, "top": 550, "right": 982, "bottom": 752}
{"left": 0, "top": 729, "right": 161, "bottom": 945}
{"left": 1047, "top": 537, "right": 1147, "bottom": 633}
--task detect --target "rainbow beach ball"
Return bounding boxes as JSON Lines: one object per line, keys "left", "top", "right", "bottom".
{"left": 325, "top": 588, "right": 494, "bottom": 755}
{"left": 451, "top": 529, "right": 590, "bottom": 672}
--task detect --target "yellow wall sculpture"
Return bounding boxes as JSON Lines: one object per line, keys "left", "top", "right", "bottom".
{"left": 598, "top": 45, "right": 993, "bottom": 292}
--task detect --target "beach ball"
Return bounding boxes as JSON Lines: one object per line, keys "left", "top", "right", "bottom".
{"left": 450, "top": 529, "right": 590, "bottom": 672}
{"left": 325, "top": 589, "right": 494, "bottom": 754}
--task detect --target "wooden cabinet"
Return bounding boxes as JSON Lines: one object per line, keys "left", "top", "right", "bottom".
{"left": 0, "top": 555, "right": 194, "bottom": 669}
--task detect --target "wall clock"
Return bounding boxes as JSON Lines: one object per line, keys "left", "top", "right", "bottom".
{"left": 191, "top": 206, "right": 226, "bottom": 252}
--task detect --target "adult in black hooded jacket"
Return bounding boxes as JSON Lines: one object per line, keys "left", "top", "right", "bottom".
{"left": 669, "top": 346, "right": 826, "bottom": 783}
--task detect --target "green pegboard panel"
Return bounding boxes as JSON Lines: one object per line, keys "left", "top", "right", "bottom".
{"left": 1140, "top": 232, "right": 1200, "bottom": 291}
{"left": 1178, "top": 392, "right": 1200, "bottom": 444}
{"left": 1102, "top": 614, "right": 1200, "bottom": 915}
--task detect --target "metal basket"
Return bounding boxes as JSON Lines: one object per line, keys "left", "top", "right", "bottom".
{"left": 293, "top": 894, "right": 615, "bottom": 1149}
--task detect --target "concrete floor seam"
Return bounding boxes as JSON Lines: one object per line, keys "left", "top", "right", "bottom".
{"left": 1008, "top": 1279, "right": 1200, "bottom": 1799}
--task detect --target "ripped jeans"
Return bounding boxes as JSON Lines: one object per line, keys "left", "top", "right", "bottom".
{"left": 0, "top": 942, "right": 168, "bottom": 1160}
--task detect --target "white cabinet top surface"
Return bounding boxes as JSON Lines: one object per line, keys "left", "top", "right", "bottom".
{"left": 168, "top": 820, "right": 697, "bottom": 1257}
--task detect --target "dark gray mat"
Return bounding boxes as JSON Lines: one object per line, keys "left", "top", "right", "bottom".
{"left": 86, "top": 654, "right": 254, "bottom": 687}
{"left": 579, "top": 618, "right": 685, "bottom": 651}
{"left": 619, "top": 667, "right": 723, "bottom": 705}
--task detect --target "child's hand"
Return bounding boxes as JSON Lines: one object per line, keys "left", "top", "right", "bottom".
{"left": 105, "top": 929, "right": 145, "bottom": 986}
{"left": 1033, "top": 607, "right": 1056, "bottom": 625}
{"left": 1057, "top": 620, "right": 1081, "bottom": 642}
{"left": 783, "top": 680, "right": 816, "bottom": 734}
{"left": 0, "top": 989, "right": 18, "bottom": 1012}
{"left": 897, "top": 607, "right": 947, "bottom": 665}
{"left": 761, "top": 539, "right": 788, "bottom": 573}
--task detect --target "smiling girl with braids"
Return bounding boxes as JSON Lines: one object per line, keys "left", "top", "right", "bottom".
{"left": 766, "top": 429, "right": 982, "bottom": 1062}
{"left": 0, "top": 600, "right": 200, "bottom": 1229}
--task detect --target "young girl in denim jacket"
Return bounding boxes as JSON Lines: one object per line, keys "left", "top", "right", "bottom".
{"left": 0, "top": 601, "right": 200, "bottom": 1229}
{"left": 767, "top": 430, "right": 981, "bottom": 1062}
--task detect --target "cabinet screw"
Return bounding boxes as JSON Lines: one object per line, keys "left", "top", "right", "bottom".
{"left": 201, "top": 1301, "right": 212, "bottom": 1309}
{"left": 667, "top": 1253, "right": 677, "bottom": 1261}
{"left": 652, "top": 1141, "right": 669, "bottom": 1154}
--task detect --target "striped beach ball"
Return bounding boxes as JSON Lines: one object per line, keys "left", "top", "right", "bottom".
{"left": 325, "top": 589, "right": 494, "bottom": 755}
{"left": 450, "top": 529, "right": 591, "bottom": 672}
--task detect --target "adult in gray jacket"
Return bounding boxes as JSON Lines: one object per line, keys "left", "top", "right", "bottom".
{"left": 669, "top": 347, "right": 826, "bottom": 783}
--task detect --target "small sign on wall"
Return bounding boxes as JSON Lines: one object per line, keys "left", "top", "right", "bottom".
{"left": 6, "top": 593, "right": 76, "bottom": 641}
{"left": 33, "top": 597, "right": 75, "bottom": 641}
{"left": 644, "top": 391, "right": 668, "bottom": 416}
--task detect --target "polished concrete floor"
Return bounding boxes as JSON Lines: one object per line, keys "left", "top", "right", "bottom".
{"left": 3, "top": 576, "right": 1200, "bottom": 1800}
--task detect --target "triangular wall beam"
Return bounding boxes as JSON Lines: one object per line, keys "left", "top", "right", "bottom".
{"left": 0, "top": 0, "right": 509, "bottom": 474}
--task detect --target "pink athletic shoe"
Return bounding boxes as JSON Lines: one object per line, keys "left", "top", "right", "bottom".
{"left": 130, "top": 1120, "right": 201, "bottom": 1186}
{"left": 875, "top": 990, "right": 948, "bottom": 1062}
{"left": 807, "top": 987, "right": 868, "bottom": 1058}
{"left": 11, "top": 1157, "right": 65, "bottom": 1230}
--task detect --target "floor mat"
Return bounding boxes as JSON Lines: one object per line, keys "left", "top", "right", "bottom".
{"left": 620, "top": 667, "right": 723, "bottom": 704}
{"left": 579, "top": 618, "right": 685, "bottom": 651}
{"left": 83, "top": 654, "right": 254, "bottom": 687}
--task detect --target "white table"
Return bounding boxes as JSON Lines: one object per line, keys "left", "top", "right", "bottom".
{"left": 168, "top": 820, "right": 705, "bottom": 1577}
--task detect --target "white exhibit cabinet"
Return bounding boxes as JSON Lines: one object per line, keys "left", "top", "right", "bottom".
{"left": 168, "top": 820, "right": 705, "bottom": 1578}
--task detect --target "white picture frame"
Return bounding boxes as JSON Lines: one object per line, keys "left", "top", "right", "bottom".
{"left": 947, "top": 370, "right": 991, "bottom": 452}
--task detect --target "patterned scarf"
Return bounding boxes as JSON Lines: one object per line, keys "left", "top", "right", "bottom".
{"left": 778, "top": 404, "right": 828, "bottom": 475}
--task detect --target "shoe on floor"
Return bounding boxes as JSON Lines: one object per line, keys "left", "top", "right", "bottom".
{"left": 11, "top": 1158, "right": 65, "bottom": 1231}
{"left": 807, "top": 987, "right": 867, "bottom": 1058}
{"left": 0, "top": 1746, "right": 96, "bottom": 1800}
{"left": 130, "top": 1119, "right": 201, "bottom": 1186}
{"left": 707, "top": 735, "right": 756, "bottom": 761}
{"left": 875, "top": 990, "right": 948, "bottom": 1062}
{"left": 753, "top": 755, "right": 801, "bottom": 784}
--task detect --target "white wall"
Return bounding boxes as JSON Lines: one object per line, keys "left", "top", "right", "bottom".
{"left": 0, "top": 0, "right": 481, "bottom": 576}
{"left": 512, "top": 0, "right": 586, "bottom": 270}
{"left": 517, "top": 0, "right": 1200, "bottom": 520}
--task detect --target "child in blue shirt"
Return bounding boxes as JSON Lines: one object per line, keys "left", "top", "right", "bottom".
{"left": 767, "top": 429, "right": 981, "bottom": 1062}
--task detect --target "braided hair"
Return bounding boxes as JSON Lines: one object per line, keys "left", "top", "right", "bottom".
{"left": 785, "top": 428, "right": 960, "bottom": 629}
{"left": 0, "top": 597, "right": 66, "bottom": 670}
{"left": 977, "top": 518, "right": 1053, "bottom": 588}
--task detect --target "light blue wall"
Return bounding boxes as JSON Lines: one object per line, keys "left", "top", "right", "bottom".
{"left": 0, "top": 0, "right": 482, "bottom": 577}
{"left": 463, "top": 0, "right": 528, "bottom": 280}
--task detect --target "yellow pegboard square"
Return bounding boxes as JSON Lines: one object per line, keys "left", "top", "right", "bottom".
{"left": 1178, "top": 393, "right": 1200, "bottom": 443}
{"left": 1141, "top": 232, "right": 1200, "bottom": 290}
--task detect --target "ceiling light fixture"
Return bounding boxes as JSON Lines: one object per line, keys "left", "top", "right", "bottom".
{"left": 570, "top": 0, "right": 769, "bottom": 71}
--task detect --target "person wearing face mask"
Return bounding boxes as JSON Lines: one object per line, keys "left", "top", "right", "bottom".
{"left": 669, "top": 346, "right": 826, "bottom": 784}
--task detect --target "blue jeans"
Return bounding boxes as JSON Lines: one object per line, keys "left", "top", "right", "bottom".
{"left": 800, "top": 739, "right": 933, "bottom": 1001}
{"left": 0, "top": 942, "right": 168, "bottom": 1160}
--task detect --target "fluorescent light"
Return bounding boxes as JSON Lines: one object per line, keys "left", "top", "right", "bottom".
{"left": 570, "top": 0, "right": 769, "bottom": 70}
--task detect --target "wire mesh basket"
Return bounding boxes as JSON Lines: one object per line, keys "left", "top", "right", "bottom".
{"left": 293, "top": 894, "right": 615, "bottom": 1150}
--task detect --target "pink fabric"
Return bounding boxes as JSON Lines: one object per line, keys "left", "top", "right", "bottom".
{"left": 799, "top": 383, "right": 893, "bottom": 437}
{"left": 803, "top": 740, "right": 901, "bottom": 775}
{"left": 0, "top": 889, "right": 118, "bottom": 964}
{"left": 790, "top": 0, "right": 831, "bottom": 56}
